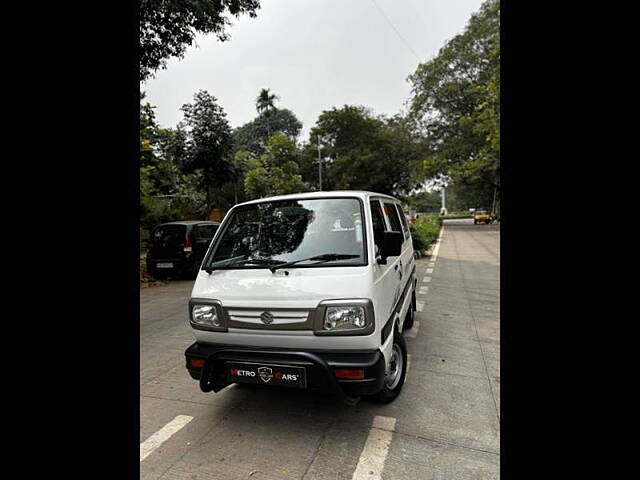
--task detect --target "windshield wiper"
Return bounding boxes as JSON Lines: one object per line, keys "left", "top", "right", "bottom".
{"left": 268, "top": 253, "right": 360, "bottom": 273}
{"left": 205, "top": 256, "right": 286, "bottom": 273}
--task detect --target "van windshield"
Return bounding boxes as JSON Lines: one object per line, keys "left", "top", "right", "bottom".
{"left": 205, "top": 198, "right": 366, "bottom": 269}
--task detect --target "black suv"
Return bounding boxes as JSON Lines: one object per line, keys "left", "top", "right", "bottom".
{"left": 146, "top": 221, "right": 220, "bottom": 280}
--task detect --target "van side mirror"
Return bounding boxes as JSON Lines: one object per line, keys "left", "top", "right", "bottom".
{"left": 377, "top": 231, "right": 403, "bottom": 264}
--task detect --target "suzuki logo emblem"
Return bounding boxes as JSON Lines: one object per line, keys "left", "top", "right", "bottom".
{"left": 260, "top": 311, "right": 274, "bottom": 325}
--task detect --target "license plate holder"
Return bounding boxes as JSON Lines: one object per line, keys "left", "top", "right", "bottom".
{"left": 156, "top": 262, "right": 174, "bottom": 268}
{"left": 226, "top": 361, "right": 307, "bottom": 389}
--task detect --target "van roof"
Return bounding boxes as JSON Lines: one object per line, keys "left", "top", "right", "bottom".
{"left": 235, "top": 191, "right": 400, "bottom": 207}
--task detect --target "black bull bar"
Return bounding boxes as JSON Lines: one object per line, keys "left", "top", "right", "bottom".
{"left": 196, "top": 347, "right": 382, "bottom": 406}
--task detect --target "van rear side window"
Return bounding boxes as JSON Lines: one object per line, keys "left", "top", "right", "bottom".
{"left": 383, "top": 202, "right": 403, "bottom": 233}
{"left": 395, "top": 204, "right": 410, "bottom": 239}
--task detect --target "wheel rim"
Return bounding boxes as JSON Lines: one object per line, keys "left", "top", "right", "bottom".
{"left": 385, "top": 343, "right": 404, "bottom": 389}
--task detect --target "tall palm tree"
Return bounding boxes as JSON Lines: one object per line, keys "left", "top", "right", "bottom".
{"left": 255, "top": 88, "right": 279, "bottom": 137}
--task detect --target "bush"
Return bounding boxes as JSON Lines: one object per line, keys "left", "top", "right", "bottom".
{"left": 410, "top": 214, "right": 442, "bottom": 253}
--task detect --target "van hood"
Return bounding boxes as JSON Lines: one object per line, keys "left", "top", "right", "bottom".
{"left": 191, "top": 266, "right": 372, "bottom": 309}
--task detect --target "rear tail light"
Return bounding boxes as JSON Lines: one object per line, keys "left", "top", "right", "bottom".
{"left": 184, "top": 237, "right": 192, "bottom": 253}
{"left": 334, "top": 368, "right": 364, "bottom": 380}
{"left": 189, "top": 358, "right": 205, "bottom": 368}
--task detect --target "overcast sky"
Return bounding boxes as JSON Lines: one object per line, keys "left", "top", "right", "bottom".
{"left": 142, "top": 0, "right": 484, "bottom": 140}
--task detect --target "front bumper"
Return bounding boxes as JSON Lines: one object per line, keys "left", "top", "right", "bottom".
{"left": 185, "top": 342, "right": 385, "bottom": 405}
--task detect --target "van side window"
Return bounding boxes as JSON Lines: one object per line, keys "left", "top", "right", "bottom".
{"left": 370, "top": 200, "right": 386, "bottom": 254}
{"left": 383, "top": 202, "right": 403, "bottom": 233}
{"left": 395, "top": 204, "right": 410, "bottom": 240}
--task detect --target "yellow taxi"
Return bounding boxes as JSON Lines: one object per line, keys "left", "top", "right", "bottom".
{"left": 473, "top": 209, "right": 492, "bottom": 225}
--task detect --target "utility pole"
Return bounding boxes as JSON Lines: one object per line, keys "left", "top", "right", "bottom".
{"left": 490, "top": 186, "right": 498, "bottom": 216}
{"left": 440, "top": 186, "right": 448, "bottom": 215}
{"left": 317, "top": 136, "right": 322, "bottom": 191}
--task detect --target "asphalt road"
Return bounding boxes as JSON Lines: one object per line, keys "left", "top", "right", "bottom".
{"left": 140, "top": 219, "right": 500, "bottom": 479}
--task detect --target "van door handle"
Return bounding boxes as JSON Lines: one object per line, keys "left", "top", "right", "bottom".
{"left": 394, "top": 264, "right": 398, "bottom": 271}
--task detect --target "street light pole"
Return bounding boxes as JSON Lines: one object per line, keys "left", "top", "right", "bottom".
{"left": 317, "top": 136, "right": 322, "bottom": 191}
{"left": 441, "top": 185, "right": 448, "bottom": 215}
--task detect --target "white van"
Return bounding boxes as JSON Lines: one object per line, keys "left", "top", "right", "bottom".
{"left": 184, "top": 191, "right": 416, "bottom": 404}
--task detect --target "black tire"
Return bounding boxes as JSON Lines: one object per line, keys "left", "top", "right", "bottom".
{"left": 372, "top": 333, "right": 407, "bottom": 403}
{"left": 474, "top": 220, "right": 478, "bottom": 225}
{"left": 402, "top": 303, "right": 415, "bottom": 331}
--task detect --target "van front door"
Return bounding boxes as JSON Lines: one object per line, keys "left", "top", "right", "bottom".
{"left": 370, "top": 199, "right": 402, "bottom": 365}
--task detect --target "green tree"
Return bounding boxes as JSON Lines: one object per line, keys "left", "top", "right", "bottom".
{"left": 255, "top": 88, "right": 279, "bottom": 136}
{"left": 181, "top": 90, "right": 234, "bottom": 211}
{"left": 244, "top": 133, "right": 306, "bottom": 199}
{"left": 140, "top": 0, "right": 261, "bottom": 81}
{"left": 302, "top": 106, "right": 425, "bottom": 195}
{"left": 140, "top": 95, "right": 209, "bottom": 229}
{"left": 407, "top": 190, "right": 442, "bottom": 213}
{"left": 233, "top": 108, "right": 302, "bottom": 155}
{"left": 407, "top": 0, "right": 499, "bottom": 209}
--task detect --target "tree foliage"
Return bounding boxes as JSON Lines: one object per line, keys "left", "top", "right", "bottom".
{"left": 140, "top": 97, "right": 208, "bottom": 230}
{"left": 233, "top": 108, "right": 302, "bottom": 155}
{"left": 302, "top": 106, "right": 425, "bottom": 196}
{"left": 140, "top": 0, "right": 261, "bottom": 81}
{"left": 407, "top": 190, "right": 442, "bottom": 213}
{"left": 243, "top": 133, "right": 306, "bottom": 199}
{"left": 180, "top": 90, "right": 235, "bottom": 208}
{"left": 408, "top": 0, "right": 499, "bottom": 210}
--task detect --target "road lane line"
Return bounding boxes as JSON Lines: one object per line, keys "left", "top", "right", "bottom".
{"left": 405, "top": 320, "right": 420, "bottom": 338}
{"left": 419, "top": 286, "right": 429, "bottom": 295}
{"left": 426, "top": 268, "right": 433, "bottom": 274}
{"left": 140, "top": 415, "right": 193, "bottom": 462}
{"left": 406, "top": 354, "right": 411, "bottom": 376}
{"left": 423, "top": 276, "right": 431, "bottom": 283}
{"left": 430, "top": 225, "right": 444, "bottom": 262}
{"left": 416, "top": 301, "right": 425, "bottom": 312}
{"left": 352, "top": 416, "right": 396, "bottom": 480}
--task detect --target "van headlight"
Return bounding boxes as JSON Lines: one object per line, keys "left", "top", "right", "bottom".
{"left": 189, "top": 300, "right": 226, "bottom": 331}
{"left": 314, "top": 300, "right": 375, "bottom": 335}
{"left": 325, "top": 306, "right": 366, "bottom": 330}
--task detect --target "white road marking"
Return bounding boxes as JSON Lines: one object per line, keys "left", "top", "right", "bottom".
{"left": 406, "top": 354, "right": 412, "bottom": 376}
{"left": 430, "top": 225, "right": 444, "bottom": 262}
{"left": 428, "top": 262, "right": 435, "bottom": 267}
{"left": 140, "top": 415, "right": 193, "bottom": 462}
{"left": 423, "top": 276, "right": 431, "bottom": 283}
{"left": 352, "top": 416, "right": 396, "bottom": 480}
{"left": 405, "top": 320, "right": 420, "bottom": 338}
{"left": 419, "top": 286, "right": 429, "bottom": 295}
{"left": 416, "top": 301, "right": 425, "bottom": 312}
{"left": 426, "top": 268, "right": 434, "bottom": 274}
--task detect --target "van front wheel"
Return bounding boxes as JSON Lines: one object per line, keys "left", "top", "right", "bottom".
{"left": 372, "top": 333, "right": 407, "bottom": 403}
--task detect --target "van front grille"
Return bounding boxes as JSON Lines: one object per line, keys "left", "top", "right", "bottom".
{"left": 223, "top": 307, "right": 315, "bottom": 330}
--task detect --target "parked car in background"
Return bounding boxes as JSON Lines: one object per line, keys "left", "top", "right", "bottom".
{"left": 147, "top": 221, "right": 220, "bottom": 280}
{"left": 473, "top": 209, "right": 491, "bottom": 225}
